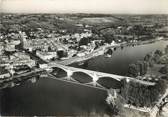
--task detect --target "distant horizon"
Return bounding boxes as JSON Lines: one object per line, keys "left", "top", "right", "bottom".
{"left": 1, "top": 12, "right": 168, "bottom": 15}
{"left": 1, "top": 0, "right": 168, "bottom": 14}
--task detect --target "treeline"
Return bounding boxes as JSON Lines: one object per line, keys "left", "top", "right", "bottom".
{"left": 120, "top": 79, "right": 167, "bottom": 107}
{"left": 159, "top": 64, "right": 168, "bottom": 74}
{"left": 128, "top": 61, "right": 148, "bottom": 77}
{"left": 144, "top": 50, "right": 163, "bottom": 64}
{"left": 128, "top": 49, "right": 164, "bottom": 77}
{"left": 1, "top": 14, "right": 83, "bottom": 35}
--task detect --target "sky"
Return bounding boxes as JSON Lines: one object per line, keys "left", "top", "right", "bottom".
{"left": 1, "top": 0, "right": 168, "bottom": 14}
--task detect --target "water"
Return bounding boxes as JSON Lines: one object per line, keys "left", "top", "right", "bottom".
{"left": 72, "top": 40, "right": 168, "bottom": 75}
{"left": 0, "top": 40, "right": 168, "bottom": 116}
{"left": 0, "top": 79, "right": 108, "bottom": 116}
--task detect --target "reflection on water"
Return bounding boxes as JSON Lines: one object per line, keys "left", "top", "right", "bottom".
{"left": 72, "top": 40, "right": 168, "bottom": 75}
{"left": 1, "top": 78, "right": 108, "bottom": 116}
{"left": 0, "top": 40, "right": 168, "bottom": 116}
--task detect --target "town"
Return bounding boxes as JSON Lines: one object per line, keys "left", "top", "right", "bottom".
{"left": 0, "top": 14, "right": 168, "bottom": 117}
{"left": 1, "top": 14, "right": 168, "bottom": 80}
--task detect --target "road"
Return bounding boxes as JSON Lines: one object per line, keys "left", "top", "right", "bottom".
{"left": 58, "top": 43, "right": 121, "bottom": 65}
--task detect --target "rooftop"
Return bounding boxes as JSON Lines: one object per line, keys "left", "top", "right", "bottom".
{"left": 0, "top": 67, "right": 9, "bottom": 75}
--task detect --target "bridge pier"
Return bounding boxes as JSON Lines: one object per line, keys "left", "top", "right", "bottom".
{"left": 106, "top": 89, "right": 117, "bottom": 105}
{"left": 10, "top": 82, "right": 15, "bottom": 87}
{"left": 66, "top": 69, "right": 73, "bottom": 80}
{"left": 92, "top": 73, "right": 99, "bottom": 86}
{"left": 30, "top": 77, "right": 37, "bottom": 83}
{"left": 126, "top": 78, "right": 130, "bottom": 83}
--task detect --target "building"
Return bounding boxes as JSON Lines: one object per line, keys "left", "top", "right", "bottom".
{"left": 38, "top": 63, "right": 48, "bottom": 69}
{"left": 9, "top": 52, "right": 36, "bottom": 68}
{"left": 36, "top": 51, "right": 58, "bottom": 61}
{"left": 12, "top": 59, "right": 36, "bottom": 68}
{"left": 19, "top": 31, "right": 29, "bottom": 49}
{"left": 0, "top": 55, "right": 10, "bottom": 67}
{"left": 10, "top": 39, "right": 21, "bottom": 45}
{"left": 5, "top": 43, "right": 16, "bottom": 52}
{"left": 13, "top": 65, "right": 31, "bottom": 75}
{"left": 0, "top": 67, "right": 10, "bottom": 79}
{"left": 28, "top": 39, "right": 49, "bottom": 51}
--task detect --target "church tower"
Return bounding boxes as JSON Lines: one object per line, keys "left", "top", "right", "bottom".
{"left": 19, "top": 31, "right": 29, "bottom": 49}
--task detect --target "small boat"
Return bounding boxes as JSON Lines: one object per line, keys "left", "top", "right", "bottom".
{"left": 78, "top": 61, "right": 85, "bottom": 66}
{"left": 157, "top": 37, "right": 164, "bottom": 41}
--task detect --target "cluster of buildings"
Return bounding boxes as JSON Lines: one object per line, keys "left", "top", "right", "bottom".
{"left": 28, "top": 28, "right": 60, "bottom": 39}
{"left": 0, "top": 27, "right": 94, "bottom": 79}
{"left": 0, "top": 52, "right": 36, "bottom": 79}
{"left": 0, "top": 37, "right": 36, "bottom": 80}
{"left": 0, "top": 20, "right": 117, "bottom": 80}
{"left": 57, "top": 31, "right": 92, "bottom": 43}
{"left": 0, "top": 66, "right": 11, "bottom": 79}
{"left": 19, "top": 30, "right": 93, "bottom": 61}
{"left": 9, "top": 52, "right": 36, "bottom": 68}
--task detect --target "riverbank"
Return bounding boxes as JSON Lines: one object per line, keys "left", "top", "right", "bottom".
{"left": 58, "top": 37, "right": 168, "bottom": 66}
{"left": 145, "top": 47, "right": 168, "bottom": 79}
{"left": 1, "top": 38, "right": 168, "bottom": 116}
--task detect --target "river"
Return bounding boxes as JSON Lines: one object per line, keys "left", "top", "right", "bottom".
{"left": 72, "top": 39, "right": 168, "bottom": 75}
{"left": 0, "top": 39, "right": 168, "bottom": 116}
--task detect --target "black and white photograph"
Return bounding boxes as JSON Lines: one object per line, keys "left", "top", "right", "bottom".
{"left": 0, "top": 0, "right": 168, "bottom": 116}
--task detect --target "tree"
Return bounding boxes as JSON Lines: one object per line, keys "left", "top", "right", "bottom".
{"left": 159, "top": 64, "right": 168, "bottom": 74}
{"left": 120, "top": 79, "right": 168, "bottom": 107}
{"left": 148, "top": 58, "right": 155, "bottom": 68}
{"left": 79, "top": 37, "right": 91, "bottom": 46}
{"left": 103, "top": 34, "right": 114, "bottom": 44}
{"left": 154, "top": 49, "right": 163, "bottom": 57}
{"left": 153, "top": 54, "right": 161, "bottom": 63}
{"left": 128, "top": 61, "right": 148, "bottom": 77}
{"left": 165, "top": 45, "right": 168, "bottom": 54}
{"left": 132, "top": 25, "right": 144, "bottom": 39}
{"left": 137, "top": 61, "right": 148, "bottom": 75}
{"left": 144, "top": 53, "right": 152, "bottom": 62}
{"left": 128, "top": 63, "right": 139, "bottom": 77}
{"left": 57, "top": 50, "right": 68, "bottom": 59}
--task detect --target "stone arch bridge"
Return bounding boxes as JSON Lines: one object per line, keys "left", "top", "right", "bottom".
{"left": 47, "top": 63, "right": 155, "bottom": 90}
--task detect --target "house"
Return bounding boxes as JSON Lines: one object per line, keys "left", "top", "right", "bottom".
{"left": 0, "top": 42, "right": 4, "bottom": 55}
{"left": 0, "top": 67, "right": 10, "bottom": 79}
{"left": 36, "top": 51, "right": 58, "bottom": 61}
{"left": 13, "top": 65, "right": 31, "bottom": 75}
{"left": 9, "top": 52, "right": 36, "bottom": 68}
{"left": 5, "top": 43, "right": 16, "bottom": 52}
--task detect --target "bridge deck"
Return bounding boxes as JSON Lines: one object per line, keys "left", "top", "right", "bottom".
{"left": 48, "top": 62, "right": 156, "bottom": 86}
{"left": 47, "top": 73, "right": 107, "bottom": 91}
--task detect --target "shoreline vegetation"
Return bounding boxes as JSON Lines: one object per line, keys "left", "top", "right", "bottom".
{"left": 107, "top": 43, "right": 168, "bottom": 117}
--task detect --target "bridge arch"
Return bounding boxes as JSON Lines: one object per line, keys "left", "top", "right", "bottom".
{"left": 72, "top": 71, "right": 93, "bottom": 83}
{"left": 113, "top": 47, "right": 117, "bottom": 51}
{"left": 104, "top": 48, "right": 113, "bottom": 55}
{"left": 51, "top": 67, "right": 67, "bottom": 78}
{"left": 97, "top": 77, "right": 122, "bottom": 89}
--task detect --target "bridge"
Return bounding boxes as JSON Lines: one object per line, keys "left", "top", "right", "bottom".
{"left": 1, "top": 39, "right": 157, "bottom": 91}
{"left": 46, "top": 62, "right": 168, "bottom": 117}
{"left": 0, "top": 61, "right": 155, "bottom": 91}
{"left": 0, "top": 60, "right": 161, "bottom": 116}
{"left": 47, "top": 62, "right": 155, "bottom": 89}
